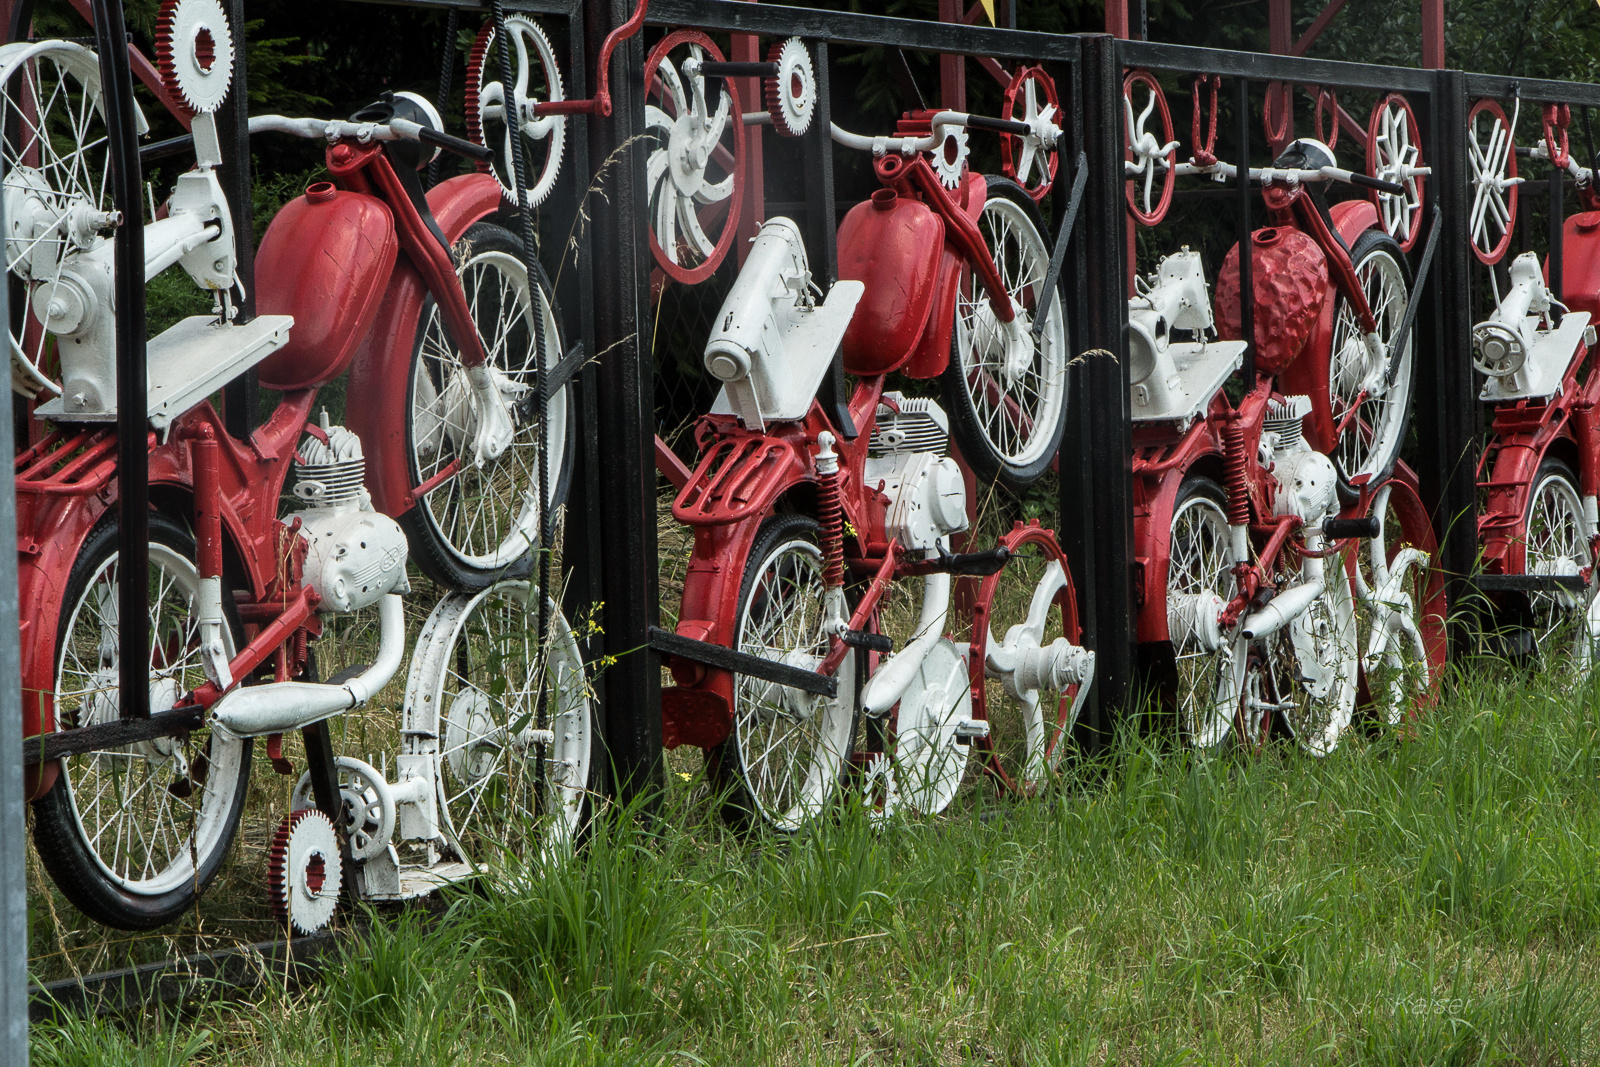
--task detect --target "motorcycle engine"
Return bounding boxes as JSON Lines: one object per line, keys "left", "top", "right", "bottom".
{"left": 286, "top": 416, "right": 410, "bottom": 613}
{"left": 864, "top": 395, "right": 967, "bottom": 550}
{"left": 1265, "top": 395, "right": 1337, "bottom": 531}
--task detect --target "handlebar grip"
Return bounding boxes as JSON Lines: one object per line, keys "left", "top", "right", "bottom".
{"left": 700, "top": 61, "right": 779, "bottom": 78}
{"left": 1322, "top": 516, "right": 1381, "bottom": 540}
{"left": 417, "top": 126, "right": 495, "bottom": 164}
{"left": 1347, "top": 171, "right": 1406, "bottom": 196}
{"left": 965, "top": 114, "right": 1033, "bottom": 137}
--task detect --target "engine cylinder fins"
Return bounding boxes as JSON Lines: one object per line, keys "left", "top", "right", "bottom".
{"left": 1263, "top": 394, "right": 1313, "bottom": 453}
{"left": 869, "top": 394, "right": 950, "bottom": 457}
{"left": 294, "top": 415, "right": 368, "bottom": 509}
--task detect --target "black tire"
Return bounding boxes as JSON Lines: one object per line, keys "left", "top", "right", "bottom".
{"left": 942, "top": 176, "right": 1070, "bottom": 489}
{"left": 709, "top": 514, "right": 856, "bottom": 831}
{"left": 401, "top": 221, "right": 577, "bottom": 591}
{"left": 1324, "top": 228, "right": 1414, "bottom": 495}
{"left": 31, "top": 514, "right": 252, "bottom": 930}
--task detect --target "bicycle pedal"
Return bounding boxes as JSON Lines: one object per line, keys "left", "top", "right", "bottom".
{"left": 953, "top": 719, "right": 990, "bottom": 742}
{"left": 841, "top": 629, "right": 894, "bottom": 654}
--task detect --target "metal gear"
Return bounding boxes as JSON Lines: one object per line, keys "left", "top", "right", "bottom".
{"left": 465, "top": 15, "right": 566, "bottom": 209}
{"left": 155, "top": 0, "right": 234, "bottom": 117}
{"left": 291, "top": 757, "right": 395, "bottom": 863}
{"left": 930, "top": 123, "right": 969, "bottom": 190}
{"left": 267, "top": 809, "right": 342, "bottom": 934}
{"left": 765, "top": 37, "right": 815, "bottom": 138}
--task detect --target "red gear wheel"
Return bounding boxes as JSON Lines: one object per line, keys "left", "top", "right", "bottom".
{"left": 966, "top": 520, "right": 1085, "bottom": 796}
{"left": 267, "top": 808, "right": 341, "bottom": 934}
{"left": 1000, "top": 66, "right": 1060, "bottom": 202}
{"left": 464, "top": 20, "right": 497, "bottom": 174}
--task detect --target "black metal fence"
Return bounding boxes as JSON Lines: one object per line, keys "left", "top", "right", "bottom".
{"left": 14, "top": 0, "right": 1600, "bottom": 1023}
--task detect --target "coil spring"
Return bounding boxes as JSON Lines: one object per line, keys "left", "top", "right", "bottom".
{"left": 294, "top": 627, "right": 309, "bottom": 677}
{"left": 1224, "top": 420, "right": 1249, "bottom": 527}
{"left": 817, "top": 468, "right": 844, "bottom": 588}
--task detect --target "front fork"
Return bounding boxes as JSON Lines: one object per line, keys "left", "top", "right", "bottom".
{"left": 189, "top": 425, "right": 234, "bottom": 691}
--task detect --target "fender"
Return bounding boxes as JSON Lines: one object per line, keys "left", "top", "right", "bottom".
{"left": 1479, "top": 423, "right": 1575, "bottom": 572}
{"left": 348, "top": 172, "right": 506, "bottom": 518}
{"left": 1134, "top": 431, "right": 1225, "bottom": 644}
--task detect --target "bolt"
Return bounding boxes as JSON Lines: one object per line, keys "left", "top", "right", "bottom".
{"left": 214, "top": 259, "right": 228, "bottom": 273}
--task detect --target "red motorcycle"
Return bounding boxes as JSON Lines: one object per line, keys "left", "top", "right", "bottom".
{"left": 660, "top": 98, "right": 1093, "bottom": 829}
{"left": 1124, "top": 79, "right": 1446, "bottom": 750}
{"left": 5, "top": 6, "right": 580, "bottom": 928}
{"left": 1468, "top": 99, "right": 1600, "bottom": 667}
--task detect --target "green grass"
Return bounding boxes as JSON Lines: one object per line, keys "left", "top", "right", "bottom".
{"left": 29, "top": 661, "right": 1600, "bottom": 1064}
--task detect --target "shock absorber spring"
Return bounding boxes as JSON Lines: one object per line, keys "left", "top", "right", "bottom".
{"left": 814, "top": 432, "right": 844, "bottom": 588}
{"left": 1224, "top": 418, "right": 1250, "bottom": 528}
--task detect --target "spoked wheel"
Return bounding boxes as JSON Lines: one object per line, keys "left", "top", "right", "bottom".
{"left": 30, "top": 514, "right": 251, "bottom": 930}
{"left": 1521, "top": 458, "right": 1598, "bottom": 673}
{"left": 0, "top": 40, "right": 119, "bottom": 400}
{"left": 1467, "top": 98, "right": 1518, "bottom": 266}
{"left": 968, "top": 522, "right": 1088, "bottom": 795}
{"left": 465, "top": 15, "right": 566, "bottom": 210}
{"left": 404, "top": 580, "right": 593, "bottom": 862}
{"left": 1349, "top": 478, "right": 1447, "bottom": 726}
{"left": 710, "top": 514, "right": 855, "bottom": 831}
{"left": 1262, "top": 547, "right": 1359, "bottom": 756}
{"left": 1324, "top": 228, "right": 1414, "bottom": 491}
{"left": 644, "top": 30, "right": 744, "bottom": 285}
{"left": 1366, "top": 94, "right": 1426, "bottom": 253}
{"left": 1000, "top": 66, "right": 1060, "bottom": 202}
{"left": 403, "top": 221, "right": 573, "bottom": 591}
{"left": 1123, "top": 69, "right": 1176, "bottom": 226}
{"left": 942, "top": 176, "right": 1069, "bottom": 489}
{"left": 1165, "top": 475, "right": 1244, "bottom": 753}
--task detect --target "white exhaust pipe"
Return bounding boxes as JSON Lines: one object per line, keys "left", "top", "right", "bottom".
{"left": 211, "top": 595, "right": 407, "bottom": 738}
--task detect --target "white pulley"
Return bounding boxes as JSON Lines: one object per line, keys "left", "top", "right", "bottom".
{"left": 291, "top": 757, "right": 396, "bottom": 862}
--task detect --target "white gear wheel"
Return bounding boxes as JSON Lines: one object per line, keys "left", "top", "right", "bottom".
{"left": 158, "top": 0, "right": 234, "bottom": 115}
{"left": 291, "top": 757, "right": 396, "bottom": 863}
{"left": 767, "top": 37, "right": 815, "bottom": 137}
{"left": 471, "top": 16, "right": 566, "bottom": 210}
{"left": 268, "top": 809, "right": 342, "bottom": 935}
{"left": 931, "top": 124, "right": 969, "bottom": 190}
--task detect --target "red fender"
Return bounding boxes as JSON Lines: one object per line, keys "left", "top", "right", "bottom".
{"left": 348, "top": 172, "right": 506, "bottom": 518}
{"left": 1133, "top": 432, "right": 1225, "bottom": 643}
{"left": 1479, "top": 427, "right": 1574, "bottom": 573}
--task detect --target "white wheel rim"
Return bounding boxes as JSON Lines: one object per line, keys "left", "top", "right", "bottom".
{"left": 412, "top": 246, "right": 568, "bottom": 570}
{"left": 0, "top": 42, "right": 115, "bottom": 397}
{"left": 1329, "top": 247, "right": 1410, "bottom": 482}
{"left": 1169, "top": 491, "right": 1239, "bottom": 749}
{"left": 1274, "top": 556, "right": 1359, "bottom": 756}
{"left": 54, "top": 542, "right": 244, "bottom": 894}
{"left": 733, "top": 536, "right": 850, "bottom": 831}
{"left": 953, "top": 195, "right": 1067, "bottom": 470}
{"left": 406, "top": 581, "right": 591, "bottom": 859}
{"left": 1525, "top": 471, "right": 1595, "bottom": 671}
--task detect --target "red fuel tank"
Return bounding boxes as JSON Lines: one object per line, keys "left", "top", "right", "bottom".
{"left": 1214, "top": 226, "right": 1328, "bottom": 375}
{"left": 256, "top": 183, "right": 398, "bottom": 391}
{"left": 837, "top": 188, "right": 944, "bottom": 376}
{"left": 1561, "top": 211, "right": 1600, "bottom": 320}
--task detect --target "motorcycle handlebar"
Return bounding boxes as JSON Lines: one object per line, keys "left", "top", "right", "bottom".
{"left": 830, "top": 109, "right": 1055, "bottom": 154}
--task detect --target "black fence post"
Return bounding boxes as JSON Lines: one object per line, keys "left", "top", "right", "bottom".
{"left": 1073, "top": 34, "right": 1134, "bottom": 742}
{"left": 587, "top": 0, "right": 662, "bottom": 806}
{"left": 1420, "top": 69, "right": 1479, "bottom": 653}
{"left": 219, "top": 0, "right": 257, "bottom": 439}
{"left": 92, "top": 0, "right": 150, "bottom": 721}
